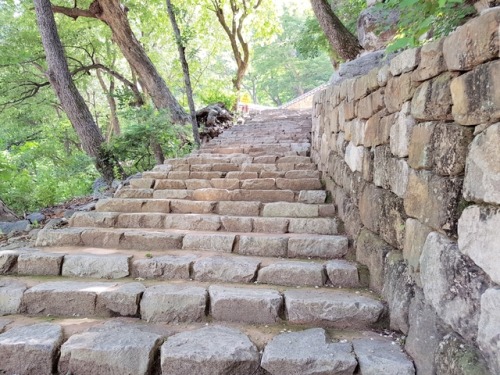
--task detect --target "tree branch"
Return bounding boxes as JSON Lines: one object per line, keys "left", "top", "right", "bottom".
{"left": 51, "top": 5, "right": 96, "bottom": 19}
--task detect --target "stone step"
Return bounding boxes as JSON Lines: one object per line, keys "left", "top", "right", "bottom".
{"left": 3, "top": 278, "right": 384, "bottom": 328}
{"left": 140, "top": 169, "right": 321, "bottom": 182}
{"left": 35, "top": 228, "right": 349, "bottom": 259}
{"left": 132, "top": 178, "right": 322, "bottom": 192}
{"left": 0, "top": 317, "right": 414, "bottom": 375}
{"left": 1, "top": 248, "right": 362, "bottom": 288}
{"left": 95, "top": 198, "right": 335, "bottom": 217}
{"left": 70, "top": 212, "right": 339, "bottom": 235}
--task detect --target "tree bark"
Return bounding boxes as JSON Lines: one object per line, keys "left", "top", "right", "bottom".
{"left": 52, "top": 0, "right": 188, "bottom": 123}
{"left": 34, "top": 0, "right": 119, "bottom": 183}
{"left": 166, "top": 0, "right": 201, "bottom": 147}
{"left": 96, "top": 68, "right": 121, "bottom": 140}
{"left": 310, "top": 0, "right": 362, "bottom": 61}
{"left": 0, "top": 199, "right": 19, "bottom": 222}
{"left": 210, "top": 0, "right": 255, "bottom": 92}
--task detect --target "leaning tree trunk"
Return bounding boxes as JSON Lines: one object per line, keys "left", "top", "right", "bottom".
{"left": 34, "top": 0, "right": 119, "bottom": 184}
{"left": 166, "top": 0, "right": 201, "bottom": 147}
{"left": 52, "top": 0, "right": 188, "bottom": 123}
{"left": 0, "top": 199, "right": 18, "bottom": 222}
{"left": 310, "top": 0, "right": 362, "bottom": 61}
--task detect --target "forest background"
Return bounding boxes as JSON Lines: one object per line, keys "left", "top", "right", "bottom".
{"left": 0, "top": 0, "right": 475, "bottom": 216}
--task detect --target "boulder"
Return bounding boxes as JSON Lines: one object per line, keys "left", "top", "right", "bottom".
{"left": 477, "top": 287, "right": 500, "bottom": 374}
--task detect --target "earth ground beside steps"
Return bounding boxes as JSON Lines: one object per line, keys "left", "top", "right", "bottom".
{"left": 0, "top": 109, "right": 415, "bottom": 374}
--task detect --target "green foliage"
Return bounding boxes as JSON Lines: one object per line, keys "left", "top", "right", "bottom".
{"left": 110, "top": 106, "right": 193, "bottom": 174}
{"left": 199, "top": 87, "right": 237, "bottom": 109}
{"left": 379, "top": 0, "right": 475, "bottom": 52}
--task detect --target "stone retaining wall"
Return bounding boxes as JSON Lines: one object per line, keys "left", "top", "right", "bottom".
{"left": 311, "top": 9, "right": 500, "bottom": 374}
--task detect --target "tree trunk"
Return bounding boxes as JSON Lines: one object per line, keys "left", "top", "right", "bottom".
{"left": 166, "top": 0, "right": 201, "bottom": 147}
{"left": 310, "top": 0, "right": 362, "bottom": 61}
{"left": 34, "top": 0, "right": 119, "bottom": 184}
{"left": 0, "top": 199, "right": 19, "bottom": 222}
{"left": 150, "top": 138, "right": 165, "bottom": 165}
{"left": 96, "top": 68, "right": 121, "bottom": 139}
{"left": 52, "top": 0, "right": 188, "bottom": 123}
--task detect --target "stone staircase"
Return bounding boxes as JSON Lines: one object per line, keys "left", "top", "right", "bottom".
{"left": 0, "top": 109, "right": 415, "bottom": 375}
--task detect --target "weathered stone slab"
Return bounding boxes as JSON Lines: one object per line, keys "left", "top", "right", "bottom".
{"left": 153, "top": 189, "right": 193, "bottom": 199}
{"left": 120, "top": 231, "right": 184, "bottom": 250}
{"left": 220, "top": 216, "right": 253, "bottom": 232}
{"left": 170, "top": 199, "right": 216, "bottom": 214}
{"left": 161, "top": 326, "right": 260, "bottom": 375}
{"left": 216, "top": 201, "right": 261, "bottom": 216}
{"left": 0, "top": 280, "right": 26, "bottom": 315}
{"left": 356, "top": 228, "right": 394, "bottom": 293}
{"left": 115, "top": 213, "right": 165, "bottom": 229}
{"left": 22, "top": 281, "right": 115, "bottom": 317}
{"left": 81, "top": 229, "right": 122, "bottom": 248}
{"left": 463, "top": 123, "right": 500, "bottom": 204}
{"left": 184, "top": 179, "right": 212, "bottom": 190}
{"left": 344, "top": 142, "right": 365, "bottom": 173}
{"left": 412, "top": 39, "right": 446, "bottom": 81}
{"left": 435, "top": 333, "right": 490, "bottom": 375}
{"left": 325, "top": 260, "right": 359, "bottom": 288}
{"left": 209, "top": 285, "right": 282, "bottom": 324}
{"left": 405, "top": 289, "right": 443, "bottom": 375}
{"left": 35, "top": 228, "right": 83, "bottom": 247}
{"left": 237, "top": 235, "right": 288, "bottom": 257}
{"left": 183, "top": 233, "right": 235, "bottom": 252}
{"left": 353, "top": 337, "right": 415, "bottom": 375}
{"left": 411, "top": 72, "right": 455, "bottom": 121}
{"left": 62, "top": 254, "right": 131, "bottom": 279}
{"left": 383, "top": 252, "right": 413, "bottom": 334}
{"left": 373, "top": 146, "right": 409, "bottom": 198}
{"left": 390, "top": 101, "right": 416, "bottom": 157}
{"left": 288, "top": 235, "right": 348, "bottom": 259}
{"left": 97, "top": 282, "right": 145, "bottom": 316}
{"left": 403, "top": 218, "right": 432, "bottom": 277}
{"left": 385, "top": 74, "right": 415, "bottom": 113}
{"left": 241, "top": 178, "right": 276, "bottom": 190}
{"left": 165, "top": 214, "right": 221, "bottom": 231}
{"left": 450, "top": 61, "right": 500, "bottom": 125}
{"left": 140, "top": 284, "right": 207, "bottom": 323}
{"left": 458, "top": 205, "right": 500, "bottom": 284}
{"left": 404, "top": 170, "right": 462, "bottom": 233}
{"left": 193, "top": 256, "right": 260, "bottom": 283}
{"left": 478, "top": 287, "right": 500, "bottom": 374}
{"left": 0, "top": 323, "right": 63, "bottom": 375}
{"left": 17, "top": 252, "right": 63, "bottom": 276}
{"left": 443, "top": 9, "right": 500, "bottom": 71}
{"left": 390, "top": 48, "right": 420, "bottom": 76}
{"left": 285, "top": 290, "right": 384, "bottom": 327}
{"left": 288, "top": 218, "right": 338, "bottom": 235}
{"left": 257, "top": 261, "right": 325, "bottom": 287}
{"left": 69, "top": 211, "right": 118, "bottom": 228}
{"left": 59, "top": 325, "right": 162, "bottom": 375}
{"left": 132, "top": 254, "right": 195, "bottom": 280}
{"left": 359, "top": 185, "right": 406, "bottom": 249}
{"left": 115, "top": 188, "right": 154, "bottom": 199}
{"left": 420, "top": 232, "right": 489, "bottom": 341}
{"left": 297, "top": 190, "right": 326, "bottom": 204}
{"left": 262, "top": 328, "right": 357, "bottom": 375}
{"left": 252, "top": 217, "right": 289, "bottom": 233}
{"left": 262, "top": 202, "right": 319, "bottom": 218}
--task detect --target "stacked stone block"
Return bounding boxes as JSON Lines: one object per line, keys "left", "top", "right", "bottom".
{"left": 312, "top": 9, "right": 500, "bottom": 374}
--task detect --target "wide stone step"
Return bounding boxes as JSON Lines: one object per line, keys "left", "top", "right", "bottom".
{"left": 1, "top": 248, "right": 362, "bottom": 288}
{"left": 132, "top": 177, "right": 322, "bottom": 192}
{"left": 5, "top": 278, "right": 383, "bottom": 327}
{"left": 35, "top": 228, "right": 349, "bottom": 259}
{"left": 0, "top": 318, "right": 415, "bottom": 375}
{"left": 70, "top": 212, "right": 339, "bottom": 235}
{"left": 94, "top": 198, "right": 335, "bottom": 217}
